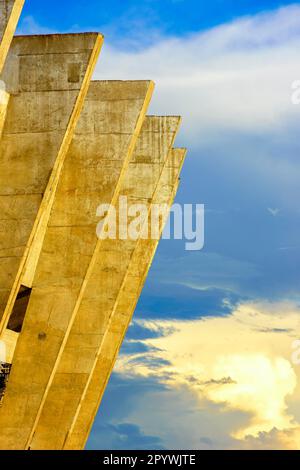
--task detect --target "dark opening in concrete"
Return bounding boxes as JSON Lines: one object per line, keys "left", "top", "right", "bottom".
{"left": 0, "top": 362, "right": 12, "bottom": 405}
{"left": 7, "top": 286, "right": 32, "bottom": 333}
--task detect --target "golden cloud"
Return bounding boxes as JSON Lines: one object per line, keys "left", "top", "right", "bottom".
{"left": 116, "top": 301, "right": 300, "bottom": 447}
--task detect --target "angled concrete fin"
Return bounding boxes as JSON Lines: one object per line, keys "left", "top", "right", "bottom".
{"left": 0, "top": 33, "right": 103, "bottom": 333}
{"left": 0, "top": 80, "right": 154, "bottom": 450}
{"left": 28, "top": 114, "right": 181, "bottom": 450}
{"left": 0, "top": 17, "right": 187, "bottom": 451}
{"left": 0, "top": 0, "right": 24, "bottom": 73}
{"left": 64, "top": 147, "right": 186, "bottom": 450}
{"left": 0, "top": 85, "right": 9, "bottom": 137}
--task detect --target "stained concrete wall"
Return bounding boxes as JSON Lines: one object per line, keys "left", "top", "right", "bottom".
{"left": 0, "top": 0, "right": 24, "bottom": 73}
{"left": 0, "top": 80, "right": 154, "bottom": 450}
{"left": 0, "top": 34, "right": 103, "bottom": 333}
{"left": 28, "top": 115, "right": 181, "bottom": 450}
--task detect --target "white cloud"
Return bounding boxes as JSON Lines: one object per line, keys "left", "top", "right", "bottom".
{"left": 94, "top": 5, "right": 300, "bottom": 143}
{"left": 18, "top": 6, "right": 300, "bottom": 153}
{"left": 150, "top": 251, "right": 261, "bottom": 294}
{"left": 17, "top": 16, "right": 56, "bottom": 35}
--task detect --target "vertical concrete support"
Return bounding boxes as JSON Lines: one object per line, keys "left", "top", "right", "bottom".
{"left": 0, "top": 34, "right": 103, "bottom": 329}
{"left": 0, "top": 80, "right": 154, "bottom": 450}
{"left": 64, "top": 148, "right": 186, "bottom": 450}
{"left": 28, "top": 115, "right": 181, "bottom": 450}
{"left": 0, "top": 84, "right": 8, "bottom": 136}
{"left": 0, "top": 0, "right": 24, "bottom": 73}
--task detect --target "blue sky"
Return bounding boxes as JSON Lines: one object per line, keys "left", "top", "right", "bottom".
{"left": 20, "top": 0, "right": 295, "bottom": 38}
{"left": 18, "top": 0, "right": 300, "bottom": 450}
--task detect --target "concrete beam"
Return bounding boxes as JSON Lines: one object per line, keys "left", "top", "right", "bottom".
{"left": 0, "top": 80, "right": 154, "bottom": 450}
{"left": 64, "top": 148, "right": 186, "bottom": 450}
{"left": 28, "top": 115, "right": 181, "bottom": 450}
{"left": 0, "top": 0, "right": 24, "bottom": 73}
{"left": 0, "top": 34, "right": 103, "bottom": 332}
{"left": 0, "top": 84, "right": 9, "bottom": 137}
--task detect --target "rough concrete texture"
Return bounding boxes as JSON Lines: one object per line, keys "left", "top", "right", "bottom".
{"left": 1, "top": 328, "right": 17, "bottom": 362}
{"left": 0, "top": 7, "right": 187, "bottom": 451}
{"left": 0, "top": 80, "right": 154, "bottom": 450}
{"left": 0, "top": 86, "right": 9, "bottom": 137}
{"left": 0, "top": 0, "right": 24, "bottom": 73}
{"left": 0, "top": 34, "right": 103, "bottom": 333}
{"left": 28, "top": 115, "right": 181, "bottom": 450}
{"left": 64, "top": 148, "right": 186, "bottom": 450}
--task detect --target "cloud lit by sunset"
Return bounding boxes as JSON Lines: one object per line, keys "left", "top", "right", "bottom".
{"left": 114, "top": 302, "right": 300, "bottom": 448}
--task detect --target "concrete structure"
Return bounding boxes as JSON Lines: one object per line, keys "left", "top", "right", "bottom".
{"left": 0, "top": 79, "right": 154, "bottom": 449}
{"left": 0, "top": 1, "right": 186, "bottom": 450}
{"left": 28, "top": 115, "right": 181, "bottom": 450}
{"left": 0, "top": 0, "right": 24, "bottom": 137}
{"left": 0, "top": 33, "right": 103, "bottom": 328}
{"left": 64, "top": 147, "right": 186, "bottom": 450}
{"left": 0, "top": 0, "right": 24, "bottom": 73}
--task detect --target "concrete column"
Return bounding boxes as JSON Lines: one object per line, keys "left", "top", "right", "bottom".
{"left": 0, "top": 85, "right": 9, "bottom": 137}
{"left": 0, "top": 0, "right": 24, "bottom": 73}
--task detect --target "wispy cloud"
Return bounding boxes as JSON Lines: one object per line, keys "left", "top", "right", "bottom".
{"left": 17, "top": 16, "right": 56, "bottom": 35}
{"left": 94, "top": 5, "right": 300, "bottom": 142}
{"left": 18, "top": 5, "right": 300, "bottom": 142}
{"left": 268, "top": 208, "right": 281, "bottom": 217}
{"left": 88, "top": 421, "right": 165, "bottom": 450}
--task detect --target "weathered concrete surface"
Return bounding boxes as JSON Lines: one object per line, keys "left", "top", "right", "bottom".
{"left": 0, "top": 86, "right": 9, "bottom": 137}
{"left": 0, "top": 18, "right": 186, "bottom": 450}
{"left": 1, "top": 328, "right": 17, "bottom": 362}
{"left": 0, "top": 80, "right": 154, "bottom": 450}
{"left": 0, "top": 0, "right": 24, "bottom": 73}
{"left": 0, "top": 34, "right": 103, "bottom": 333}
{"left": 0, "top": 0, "right": 23, "bottom": 139}
{"left": 28, "top": 115, "right": 180, "bottom": 450}
{"left": 64, "top": 148, "right": 186, "bottom": 450}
